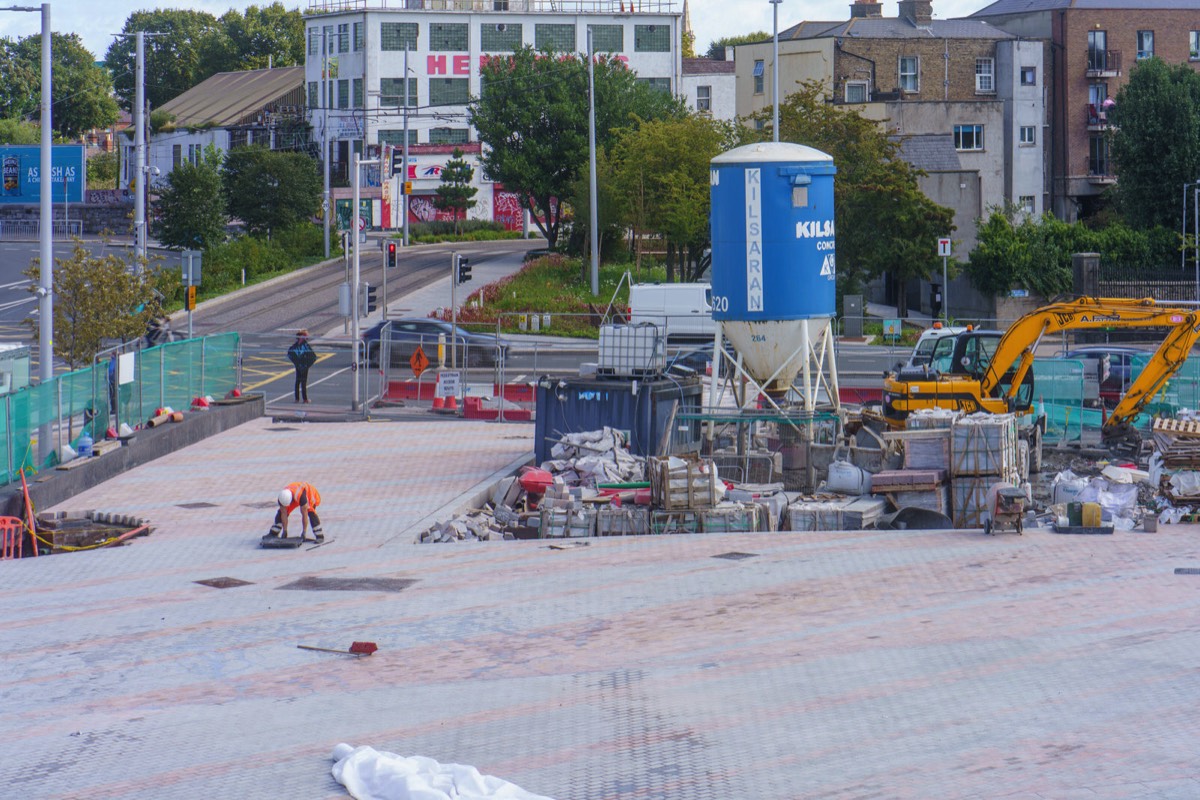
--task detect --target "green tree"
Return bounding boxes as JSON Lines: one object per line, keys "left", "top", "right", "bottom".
{"left": 1110, "top": 57, "right": 1200, "bottom": 230}
{"left": 0, "top": 39, "right": 38, "bottom": 121}
{"left": 746, "top": 82, "right": 955, "bottom": 313}
{"left": 6, "top": 33, "right": 118, "bottom": 139}
{"left": 0, "top": 117, "right": 40, "bottom": 144}
{"left": 88, "top": 151, "right": 119, "bottom": 189}
{"left": 610, "top": 115, "right": 732, "bottom": 280}
{"left": 222, "top": 146, "right": 321, "bottom": 237}
{"left": 106, "top": 9, "right": 223, "bottom": 111}
{"left": 471, "top": 46, "right": 684, "bottom": 248}
{"left": 705, "top": 33, "right": 768, "bottom": 60}
{"left": 433, "top": 148, "right": 478, "bottom": 234}
{"left": 201, "top": 4, "right": 306, "bottom": 74}
{"left": 23, "top": 245, "right": 167, "bottom": 369}
{"left": 155, "top": 145, "right": 227, "bottom": 250}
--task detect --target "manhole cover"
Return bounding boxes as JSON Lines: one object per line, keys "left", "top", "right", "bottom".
{"left": 267, "top": 426, "right": 298, "bottom": 432}
{"left": 177, "top": 502, "right": 219, "bottom": 509}
{"left": 195, "top": 577, "right": 254, "bottom": 589}
{"left": 1175, "top": 568, "right": 1200, "bottom": 575}
{"left": 277, "top": 576, "right": 417, "bottom": 593}
{"left": 712, "top": 552, "right": 758, "bottom": 561}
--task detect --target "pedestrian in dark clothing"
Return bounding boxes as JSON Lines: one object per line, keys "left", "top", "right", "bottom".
{"left": 287, "top": 329, "right": 317, "bottom": 403}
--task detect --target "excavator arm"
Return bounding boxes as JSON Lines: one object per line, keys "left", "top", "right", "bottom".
{"left": 981, "top": 297, "right": 1200, "bottom": 433}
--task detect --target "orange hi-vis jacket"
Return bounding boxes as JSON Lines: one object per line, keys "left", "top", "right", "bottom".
{"left": 283, "top": 482, "right": 321, "bottom": 514}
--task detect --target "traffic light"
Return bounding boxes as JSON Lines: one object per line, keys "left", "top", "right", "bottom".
{"left": 386, "top": 241, "right": 397, "bottom": 268}
{"left": 456, "top": 254, "right": 472, "bottom": 284}
{"left": 359, "top": 283, "right": 378, "bottom": 316}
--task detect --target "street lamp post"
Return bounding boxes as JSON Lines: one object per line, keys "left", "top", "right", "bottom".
{"left": 587, "top": 29, "right": 599, "bottom": 296}
{"left": 770, "top": 0, "right": 782, "bottom": 143}
{"left": 3, "top": 3, "right": 52, "bottom": 462}
{"left": 1186, "top": 181, "right": 1200, "bottom": 300}
{"left": 351, "top": 153, "right": 380, "bottom": 412}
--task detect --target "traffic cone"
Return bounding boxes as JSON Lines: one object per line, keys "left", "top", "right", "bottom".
{"left": 432, "top": 395, "right": 445, "bottom": 410}
{"left": 445, "top": 395, "right": 458, "bottom": 411}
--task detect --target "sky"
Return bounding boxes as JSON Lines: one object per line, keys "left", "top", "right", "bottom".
{"left": 0, "top": 0, "right": 990, "bottom": 64}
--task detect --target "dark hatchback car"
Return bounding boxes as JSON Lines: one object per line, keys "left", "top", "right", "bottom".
{"left": 1057, "top": 345, "right": 1151, "bottom": 391}
{"left": 362, "top": 318, "right": 509, "bottom": 368}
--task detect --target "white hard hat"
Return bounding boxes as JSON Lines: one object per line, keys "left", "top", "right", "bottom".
{"left": 277, "top": 489, "right": 293, "bottom": 507}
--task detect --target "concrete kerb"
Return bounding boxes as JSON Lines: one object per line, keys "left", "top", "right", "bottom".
{"left": 382, "top": 450, "right": 533, "bottom": 546}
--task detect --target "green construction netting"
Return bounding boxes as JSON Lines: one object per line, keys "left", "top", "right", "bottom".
{"left": 0, "top": 333, "right": 240, "bottom": 484}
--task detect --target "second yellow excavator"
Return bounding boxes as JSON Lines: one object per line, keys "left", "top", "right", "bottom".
{"left": 880, "top": 297, "right": 1200, "bottom": 459}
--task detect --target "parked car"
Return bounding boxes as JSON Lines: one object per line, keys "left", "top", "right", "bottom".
{"left": 1056, "top": 345, "right": 1152, "bottom": 402}
{"left": 362, "top": 318, "right": 508, "bottom": 368}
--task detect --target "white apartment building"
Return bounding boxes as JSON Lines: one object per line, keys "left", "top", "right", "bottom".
{"left": 303, "top": 0, "right": 682, "bottom": 229}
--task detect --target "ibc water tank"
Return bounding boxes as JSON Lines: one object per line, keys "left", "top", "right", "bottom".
{"left": 709, "top": 142, "right": 837, "bottom": 394}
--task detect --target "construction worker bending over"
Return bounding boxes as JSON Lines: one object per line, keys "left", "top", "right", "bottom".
{"left": 268, "top": 482, "right": 324, "bottom": 542}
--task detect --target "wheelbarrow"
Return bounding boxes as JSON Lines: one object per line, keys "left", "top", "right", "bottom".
{"left": 984, "top": 482, "right": 1027, "bottom": 535}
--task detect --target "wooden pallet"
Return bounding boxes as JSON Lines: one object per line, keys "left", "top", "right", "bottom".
{"left": 1152, "top": 418, "right": 1200, "bottom": 437}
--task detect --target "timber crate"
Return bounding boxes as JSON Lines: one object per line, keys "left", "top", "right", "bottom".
{"left": 650, "top": 510, "right": 702, "bottom": 535}
{"left": 595, "top": 506, "right": 650, "bottom": 537}
{"left": 649, "top": 456, "right": 719, "bottom": 509}
{"left": 700, "top": 505, "right": 760, "bottom": 534}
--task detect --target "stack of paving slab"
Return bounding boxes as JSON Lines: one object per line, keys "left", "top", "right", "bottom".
{"left": 869, "top": 468, "right": 951, "bottom": 517}
{"left": 950, "top": 413, "right": 1021, "bottom": 528}
{"left": 784, "top": 495, "right": 888, "bottom": 531}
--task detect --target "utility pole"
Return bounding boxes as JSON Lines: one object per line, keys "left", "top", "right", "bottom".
{"left": 403, "top": 47, "right": 411, "bottom": 248}
{"left": 770, "top": 0, "right": 782, "bottom": 142}
{"left": 37, "top": 3, "right": 52, "bottom": 464}
{"left": 323, "top": 29, "right": 331, "bottom": 259}
{"left": 135, "top": 30, "right": 146, "bottom": 267}
{"left": 587, "top": 29, "right": 599, "bottom": 296}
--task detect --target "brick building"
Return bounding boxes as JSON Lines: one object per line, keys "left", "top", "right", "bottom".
{"left": 973, "top": 0, "right": 1200, "bottom": 221}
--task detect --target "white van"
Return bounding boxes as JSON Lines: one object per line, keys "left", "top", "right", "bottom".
{"left": 628, "top": 283, "right": 717, "bottom": 339}
{"left": 905, "top": 324, "right": 968, "bottom": 369}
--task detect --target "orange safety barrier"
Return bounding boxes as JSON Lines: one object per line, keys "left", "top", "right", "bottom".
{"left": 0, "top": 516, "right": 25, "bottom": 560}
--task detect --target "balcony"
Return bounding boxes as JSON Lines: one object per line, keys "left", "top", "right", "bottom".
{"left": 308, "top": 0, "right": 676, "bottom": 12}
{"left": 1086, "top": 103, "right": 1111, "bottom": 131}
{"left": 1086, "top": 50, "right": 1121, "bottom": 78}
{"left": 1088, "top": 158, "right": 1116, "bottom": 185}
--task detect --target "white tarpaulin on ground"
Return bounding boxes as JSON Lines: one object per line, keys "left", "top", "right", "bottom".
{"left": 331, "top": 744, "right": 555, "bottom": 800}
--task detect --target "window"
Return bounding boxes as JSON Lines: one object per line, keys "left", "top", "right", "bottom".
{"left": 975, "top": 58, "right": 994, "bottom": 93}
{"left": 1136, "top": 30, "right": 1154, "bottom": 60}
{"left": 954, "top": 124, "right": 984, "bottom": 151}
{"left": 1192, "top": 31, "right": 1200, "bottom": 60}
{"left": 429, "top": 77, "right": 469, "bottom": 106}
{"left": 1020, "top": 66, "right": 1036, "bottom": 86}
{"left": 1089, "top": 135, "right": 1110, "bottom": 175}
{"left": 481, "top": 22, "right": 522, "bottom": 51}
{"left": 754, "top": 118, "right": 764, "bottom": 130}
{"left": 354, "top": 22, "right": 364, "bottom": 51}
{"left": 353, "top": 78, "right": 363, "bottom": 108}
{"left": 187, "top": 144, "right": 200, "bottom": 165}
{"left": 1019, "top": 125, "right": 1036, "bottom": 145}
{"left": 589, "top": 24, "right": 623, "bottom": 53}
{"left": 337, "top": 23, "right": 350, "bottom": 53}
{"left": 308, "top": 28, "right": 319, "bottom": 56}
{"left": 381, "top": 22, "right": 418, "bottom": 52}
{"left": 308, "top": 81, "right": 318, "bottom": 109}
{"left": 1019, "top": 196, "right": 1035, "bottom": 214}
{"left": 638, "top": 77, "right": 671, "bottom": 92}
{"left": 323, "top": 25, "right": 335, "bottom": 54}
{"left": 634, "top": 24, "right": 669, "bottom": 52}
{"left": 429, "top": 127, "right": 470, "bottom": 144}
{"left": 696, "top": 85, "right": 712, "bottom": 112}
{"left": 337, "top": 79, "right": 349, "bottom": 109}
{"left": 172, "top": 144, "right": 182, "bottom": 170}
{"left": 535, "top": 23, "right": 575, "bottom": 52}
{"left": 1087, "top": 30, "right": 1107, "bottom": 71}
{"left": 379, "top": 129, "right": 417, "bottom": 146}
{"left": 753, "top": 60, "right": 764, "bottom": 94}
{"left": 430, "top": 23, "right": 468, "bottom": 51}
{"left": 845, "top": 81, "right": 868, "bottom": 103}
{"left": 899, "top": 56, "right": 918, "bottom": 92}
{"left": 380, "top": 77, "right": 417, "bottom": 107}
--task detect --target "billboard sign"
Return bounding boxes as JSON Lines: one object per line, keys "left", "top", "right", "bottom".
{"left": 1, "top": 145, "right": 86, "bottom": 204}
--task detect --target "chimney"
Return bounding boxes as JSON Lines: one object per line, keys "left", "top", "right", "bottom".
{"left": 898, "top": 0, "right": 932, "bottom": 25}
{"left": 849, "top": 0, "right": 883, "bottom": 18}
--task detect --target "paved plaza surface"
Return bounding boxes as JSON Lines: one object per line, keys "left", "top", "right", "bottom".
{"left": 2, "top": 414, "right": 1199, "bottom": 799}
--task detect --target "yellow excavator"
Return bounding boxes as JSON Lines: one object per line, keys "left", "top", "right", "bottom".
{"left": 880, "top": 297, "right": 1200, "bottom": 461}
